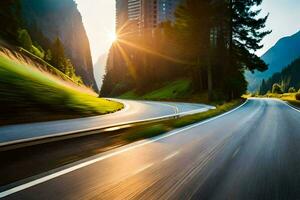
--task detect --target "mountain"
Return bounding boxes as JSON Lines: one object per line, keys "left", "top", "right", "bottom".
{"left": 247, "top": 30, "right": 300, "bottom": 91}
{"left": 93, "top": 53, "right": 108, "bottom": 89}
{"left": 20, "top": 0, "right": 98, "bottom": 91}
{"left": 259, "top": 57, "right": 300, "bottom": 94}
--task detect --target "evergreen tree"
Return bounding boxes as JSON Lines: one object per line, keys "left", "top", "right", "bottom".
{"left": 223, "top": 0, "right": 271, "bottom": 98}
{"left": 51, "top": 37, "right": 66, "bottom": 72}
{"left": 259, "top": 79, "right": 267, "bottom": 95}
{"left": 174, "top": 0, "right": 214, "bottom": 98}
{"left": 17, "top": 29, "right": 33, "bottom": 51}
{"left": 0, "top": 0, "right": 21, "bottom": 42}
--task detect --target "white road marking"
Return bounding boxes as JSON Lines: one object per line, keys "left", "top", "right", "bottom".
{"left": 144, "top": 101, "right": 180, "bottom": 114}
{"left": 284, "top": 102, "right": 300, "bottom": 113}
{"left": 0, "top": 100, "right": 248, "bottom": 198}
{"left": 132, "top": 163, "right": 154, "bottom": 176}
{"left": 162, "top": 151, "right": 180, "bottom": 161}
{"left": 0, "top": 102, "right": 213, "bottom": 147}
{"left": 231, "top": 147, "right": 240, "bottom": 159}
{"left": 103, "top": 125, "right": 131, "bottom": 132}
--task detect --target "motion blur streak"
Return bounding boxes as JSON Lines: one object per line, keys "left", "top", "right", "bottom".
{"left": 2, "top": 98, "right": 300, "bottom": 200}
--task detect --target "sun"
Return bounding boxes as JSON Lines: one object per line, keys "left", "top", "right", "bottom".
{"left": 108, "top": 32, "right": 118, "bottom": 43}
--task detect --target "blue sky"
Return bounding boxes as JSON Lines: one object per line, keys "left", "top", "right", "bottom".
{"left": 256, "top": 0, "right": 300, "bottom": 56}
{"left": 75, "top": 0, "right": 300, "bottom": 62}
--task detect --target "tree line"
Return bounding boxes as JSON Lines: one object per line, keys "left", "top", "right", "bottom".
{"left": 102, "top": 0, "right": 270, "bottom": 101}
{"left": 260, "top": 57, "right": 300, "bottom": 95}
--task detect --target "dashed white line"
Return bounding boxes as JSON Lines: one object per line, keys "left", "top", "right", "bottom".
{"left": 132, "top": 163, "right": 154, "bottom": 176}
{"left": 162, "top": 151, "right": 180, "bottom": 161}
{"left": 231, "top": 147, "right": 240, "bottom": 159}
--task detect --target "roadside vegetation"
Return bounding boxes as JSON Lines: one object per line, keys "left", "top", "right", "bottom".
{"left": 17, "top": 29, "right": 83, "bottom": 85}
{"left": 0, "top": 53, "right": 123, "bottom": 125}
{"left": 118, "top": 79, "right": 215, "bottom": 103}
{"left": 252, "top": 86, "right": 300, "bottom": 108}
{"left": 119, "top": 79, "right": 193, "bottom": 100}
{"left": 266, "top": 92, "right": 300, "bottom": 108}
{"left": 121, "top": 99, "right": 243, "bottom": 142}
{"left": 256, "top": 56, "right": 300, "bottom": 109}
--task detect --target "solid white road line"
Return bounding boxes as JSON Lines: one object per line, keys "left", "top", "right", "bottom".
{"left": 0, "top": 100, "right": 248, "bottom": 198}
{"left": 284, "top": 102, "right": 300, "bottom": 113}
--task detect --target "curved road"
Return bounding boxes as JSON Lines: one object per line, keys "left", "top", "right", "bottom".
{"left": 0, "top": 99, "right": 213, "bottom": 145}
{"left": 1, "top": 98, "right": 300, "bottom": 199}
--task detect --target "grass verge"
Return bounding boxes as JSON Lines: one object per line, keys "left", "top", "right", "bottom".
{"left": 118, "top": 79, "right": 198, "bottom": 102}
{"left": 0, "top": 53, "right": 123, "bottom": 125}
{"left": 121, "top": 99, "right": 244, "bottom": 142}
{"left": 258, "top": 93, "right": 300, "bottom": 109}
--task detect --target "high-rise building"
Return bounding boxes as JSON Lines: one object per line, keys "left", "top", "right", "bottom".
{"left": 116, "top": 0, "right": 128, "bottom": 32}
{"left": 141, "top": 0, "right": 157, "bottom": 30}
{"left": 128, "top": 0, "right": 142, "bottom": 21}
{"left": 157, "top": 0, "right": 182, "bottom": 24}
{"left": 116, "top": 0, "right": 142, "bottom": 34}
{"left": 116, "top": 0, "right": 183, "bottom": 34}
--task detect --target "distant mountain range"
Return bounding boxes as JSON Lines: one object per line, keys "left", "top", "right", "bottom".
{"left": 247, "top": 30, "right": 300, "bottom": 91}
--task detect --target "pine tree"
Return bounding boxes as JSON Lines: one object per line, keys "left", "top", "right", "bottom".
{"left": 224, "top": 0, "right": 271, "bottom": 98}
{"left": 174, "top": 0, "right": 214, "bottom": 98}
{"left": 259, "top": 79, "right": 267, "bottom": 95}
{"left": 17, "top": 29, "right": 32, "bottom": 51}
{"left": 0, "top": 0, "right": 21, "bottom": 42}
{"left": 51, "top": 37, "right": 66, "bottom": 72}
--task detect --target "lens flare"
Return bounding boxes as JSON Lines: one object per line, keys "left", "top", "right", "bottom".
{"left": 108, "top": 32, "right": 118, "bottom": 43}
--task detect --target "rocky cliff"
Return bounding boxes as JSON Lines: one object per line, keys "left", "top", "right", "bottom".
{"left": 20, "top": 0, "right": 98, "bottom": 90}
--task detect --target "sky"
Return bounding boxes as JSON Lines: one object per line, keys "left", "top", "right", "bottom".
{"left": 75, "top": 0, "right": 300, "bottom": 63}
{"left": 75, "top": 0, "right": 116, "bottom": 63}
{"left": 256, "top": 0, "right": 300, "bottom": 56}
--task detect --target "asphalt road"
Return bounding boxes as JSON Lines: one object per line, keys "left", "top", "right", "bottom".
{"left": 1, "top": 98, "right": 300, "bottom": 199}
{"left": 0, "top": 99, "right": 212, "bottom": 145}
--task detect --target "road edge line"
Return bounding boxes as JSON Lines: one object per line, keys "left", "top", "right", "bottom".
{"left": 0, "top": 99, "right": 248, "bottom": 198}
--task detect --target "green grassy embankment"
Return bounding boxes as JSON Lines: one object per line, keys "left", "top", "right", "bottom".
{"left": 119, "top": 79, "right": 209, "bottom": 103}
{"left": 0, "top": 53, "right": 123, "bottom": 125}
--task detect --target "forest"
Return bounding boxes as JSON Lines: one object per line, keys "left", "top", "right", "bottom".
{"left": 260, "top": 57, "right": 300, "bottom": 94}
{"left": 101, "top": 0, "right": 270, "bottom": 101}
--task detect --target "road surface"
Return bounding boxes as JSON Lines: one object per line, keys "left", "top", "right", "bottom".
{"left": 1, "top": 98, "right": 300, "bottom": 199}
{"left": 0, "top": 99, "right": 213, "bottom": 145}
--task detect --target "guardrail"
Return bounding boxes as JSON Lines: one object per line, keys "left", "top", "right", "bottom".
{"left": 0, "top": 107, "right": 215, "bottom": 151}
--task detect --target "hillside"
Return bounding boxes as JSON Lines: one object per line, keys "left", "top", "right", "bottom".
{"left": 0, "top": 47, "right": 123, "bottom": 125}
{"left": 20, "top": 0, "right": 97, "bottom": 90}
{"left": 259, "top": 57, "right": 300, "bottom": 94}
{"left": 247, "top": 30, "right": 300, "bottom": 91}
{"left": 0, "top": 0, "right": 97, "bottom": 91}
